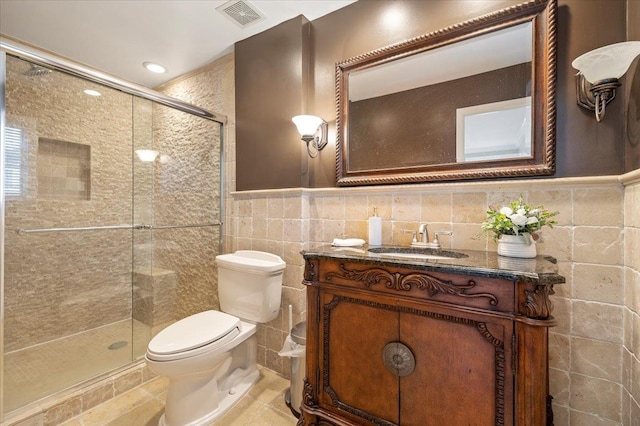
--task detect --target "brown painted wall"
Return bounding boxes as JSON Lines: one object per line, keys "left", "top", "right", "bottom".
{"left": 236, "top": 0, "right": 628, "bottom": 190}
{"left": 625, "top": 0, "right": 640, "bottom": 172}
{"left": 235, "top": 15, "right": 311, "bottom": 190}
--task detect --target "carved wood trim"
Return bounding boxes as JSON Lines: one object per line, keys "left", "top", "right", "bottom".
{"left": 304, "top": 258, "right": 319, "bottom": 283}
{"left": 303, "top": 378, "right": 317, "bottom": 408}
{"left": 323, "top": 295, "right": 507, "bottom": 425}
{"left": 326, "top": 264, "right": 498, "bottom": 305}
{"left": 522, "top": 284, "right": 554, "bottom": 319}
{"left": 325, "top": 386, "right": 398, "bottom": 426}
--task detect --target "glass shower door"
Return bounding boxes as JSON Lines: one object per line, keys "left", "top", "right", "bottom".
{"left": 2, "top": 55, "right": 137, "bottom": 412}
{"left": 1, "top": 53, "right": 223, "bottom": 417}
{"left": 131, "top": 98, "right": 223, "bottom": 343}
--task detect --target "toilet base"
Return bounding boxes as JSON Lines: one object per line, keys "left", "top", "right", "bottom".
{"left": 159, "top": 369, "right": 260, "bottom": 426}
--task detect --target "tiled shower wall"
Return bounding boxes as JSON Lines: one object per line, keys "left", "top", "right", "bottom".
{"left": 3, "top": 56, "right": 134, "bottom": 351}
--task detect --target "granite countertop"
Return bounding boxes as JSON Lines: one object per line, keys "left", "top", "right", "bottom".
{"left": 301, "top": 244, "right": 565, "bottom": 286}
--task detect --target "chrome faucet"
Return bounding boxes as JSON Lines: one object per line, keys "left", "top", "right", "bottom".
{"left": 409, "top": 223, "right": 452, "bottom": 249}
{"left": 418, "top": 223, "right": 429, "bottom": 245}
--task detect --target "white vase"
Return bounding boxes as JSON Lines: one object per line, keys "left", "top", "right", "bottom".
{"left": 497, "top": 234, "right": 537, "bottom": 258}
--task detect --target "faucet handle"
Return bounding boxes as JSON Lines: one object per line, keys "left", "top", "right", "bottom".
{"left": 401, "top": 229, "right": 417, "bottom": 243}
{"left": 433, "top": 231, "right": 453, "bottom": 248}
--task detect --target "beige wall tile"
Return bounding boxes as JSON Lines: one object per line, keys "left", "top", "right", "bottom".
{"left": 573, "top": 227, "right": 623, "bottom": 266}
{"left": 552, "top": 405, "right": 569, "bottom": 426}
{"left": 283, "top": 219, "right": 302, "bottom": 242}
{"left": 486, "top": 191, "right": 523, "bottom": 212}
{"left": 570, "top": 373, "right": 621, "bottom": 423}
{"left": 624, "top": 267, "right": 640, "bottom": 313}
{"left": 632, "top": 353, "right": 640, "bottom": 408}
{"left": 283, "top": 196, "right": 302, "bottom": 219}
{"left": 549, "top": 367, "right": 570, "bottom": 407}
{"left": 238, "top": 216, "right": 253, "bottom": 238}
{"left": 321, "top": 196, "right": 345, "bottom": 220}
{"left": 551, "top": 296, "right": 571, "bottom": 335}
{"left": 554, "top": 262, "right": 572, "bottom": 299}
{"left": 344, "top": 195, "right": 369, "bottom": 220}
{"left": 344, "top": 220, "right": 367, "bottom": 240}
{"left": 627, "top": 227, "right": 640, "bottom": 271}
{"left": 631, "top": 394, "right": 640, "bottom": 426}
{"left": 537, "top": 226, "right": 572, "bottom": 261}
{"left": 267, "top": 219, "right": 283, "bottom": 241}
{"left": 322, "top": 220, "right": 346, "bottom": 242}
{"left": 549, "top": 333, "right": 570, "bottom": 371}
{"left": 624, "top": 308, "right": 634, "bottom": 353}
{"left": 452, "top": 192, "right": 487, "bottom": 223}
{"left": 574, "top": 188, "right": 623, "bottom": 227}
{"left": 572, "top": 337, "right": 622, "bottom": 381}
{"left": 268, "top": 197, "right": 284, "bottom": 219}
{"left": 420, "top": 193, "right": 452, "bottom": 222}
{"left": 253, "top": 217, "right": 268, "bottom": 240}
{"left": 252, "top": 198, "right": 268, "bottom": 218}
{"left": 529, "top": 189, "right": 573, "bottom": 226}
{"left": 367, "top": 195, "right": 392, "bottom": 220}
{"left": 634, "top": 313, "right": 640, "bottom": 359}
{"left": 392, "top": 194, "right": 421, "bottom": 222}
{"left": 569, "top": 409, "right": 621, "bottom": 426}
{"left": 451, "top": 223, "right": 487, "bottom": 251}
{"left": 573, "top": 264, "right": 624, "bottom": 304}
{"left": 572, "top": 300, "right": 623, "bottom": 344}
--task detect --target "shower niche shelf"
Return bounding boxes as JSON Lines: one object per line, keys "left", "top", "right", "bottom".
{"left": 37, "top": 138, "right": 91, "bottom": 200}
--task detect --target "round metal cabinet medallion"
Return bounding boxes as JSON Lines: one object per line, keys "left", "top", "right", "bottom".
{"left": 382, "top": 342, "right": 415, "bottom": 377}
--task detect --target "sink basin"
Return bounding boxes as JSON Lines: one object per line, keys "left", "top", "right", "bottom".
{"left": 376, "top": 252, "right": 454, "bottom": 260}
{"left": 367, "top": 247, "right": 468, "bottom": 261}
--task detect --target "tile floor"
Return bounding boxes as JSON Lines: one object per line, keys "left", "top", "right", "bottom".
{"left": 59, "top": 368, "right": 298, "bottom": 426}
{"left": 5, "top": 320, "right": 150, "bottom": 412}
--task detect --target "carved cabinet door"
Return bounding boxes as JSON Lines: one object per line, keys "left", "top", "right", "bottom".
{"left": 319, "top": 289, "right": 401, "bottom": 425}
{"left": 398, "top": 301, "right": 515, "bottom": 426}
{"left": 318, "top": 287, "right": 515, "bottom": 426}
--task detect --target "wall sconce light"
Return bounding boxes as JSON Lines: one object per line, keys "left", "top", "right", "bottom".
{"left": 292, "top": 115, "right": 328, "bottom": 158}
{"left": 135, "top": 149, "right": 159, "bottom": 162}
{"left": 572, "top": 41, "right": 640, "bottom": 122}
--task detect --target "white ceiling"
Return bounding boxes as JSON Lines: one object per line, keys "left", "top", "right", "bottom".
{"left": 0, "top": 0, "right": 356, "bottom": 88}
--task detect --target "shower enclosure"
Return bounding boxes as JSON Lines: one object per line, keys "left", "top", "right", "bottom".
{"left": 0, "top": 42, "right": 225, "bottom": 418}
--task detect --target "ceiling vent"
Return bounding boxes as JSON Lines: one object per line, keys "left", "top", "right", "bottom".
{"left": 216, "top": 0, "right": 265, "bottom": 28}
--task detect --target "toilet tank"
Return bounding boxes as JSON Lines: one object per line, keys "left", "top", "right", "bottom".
{"left": 215, "top": 250, "right": 286, "bottom": 323}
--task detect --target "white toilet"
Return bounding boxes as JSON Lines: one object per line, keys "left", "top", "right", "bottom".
{"left": 145, "top": 250, "right": 286, "bottom": 426}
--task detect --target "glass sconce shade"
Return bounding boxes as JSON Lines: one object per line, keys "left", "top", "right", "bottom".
{"left": 572, "top": 41, "right": 640, "bottom": 122}
{"left": 572, "top": 41, "right": 640, "bottom": 83}
{"left": 135, "top": 149, "right": 159, "bottom": 162}
{"left": 292, "top": 115, "right": 324, "bottom": 138}
{"left": 291, "top": 115, "right": 328, "bottom": 158}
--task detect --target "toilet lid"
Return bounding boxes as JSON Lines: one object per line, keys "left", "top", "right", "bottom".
{"left": 147, "top": 310, "right": 241, "bottom": 355}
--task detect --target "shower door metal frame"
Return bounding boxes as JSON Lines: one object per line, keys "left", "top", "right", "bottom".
{"left": 0, "top": 38, "right": 227, "bottom": 419}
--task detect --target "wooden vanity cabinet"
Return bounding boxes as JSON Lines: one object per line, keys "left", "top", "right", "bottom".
{"left": 299, "top": 255, "right": 559, "bottom": 426}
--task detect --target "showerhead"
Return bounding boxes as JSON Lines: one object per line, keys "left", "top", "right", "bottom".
{"left": 24, "top": 63, "right": 52, "bottom": 76}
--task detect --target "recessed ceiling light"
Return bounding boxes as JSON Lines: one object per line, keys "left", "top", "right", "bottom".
{"left": 83, "top": 89, "right": 101, "bottom": 97}
{"left": 143, "top": 62, "right": 166, "bottom": 74}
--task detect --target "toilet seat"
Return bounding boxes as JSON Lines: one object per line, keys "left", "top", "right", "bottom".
{"left": 146, "top": 310, "right": 241, "bottom": 362}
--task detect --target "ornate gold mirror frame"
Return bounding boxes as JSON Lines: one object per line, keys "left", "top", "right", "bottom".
{"left": 335, "top": 0, "right": 557, "bottom": 186}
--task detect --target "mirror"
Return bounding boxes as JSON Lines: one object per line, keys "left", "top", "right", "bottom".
{"left": 336, "top": 0, "right": 557, "bottom": 186}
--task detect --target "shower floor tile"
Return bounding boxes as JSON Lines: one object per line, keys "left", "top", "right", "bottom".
{"left": 3, "top": 319, "right": 150, "bottom": 412}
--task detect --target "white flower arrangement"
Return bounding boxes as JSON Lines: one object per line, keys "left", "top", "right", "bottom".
{"left": 480, "top": 195, "right": 559, "bottom": 244}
